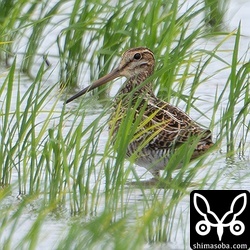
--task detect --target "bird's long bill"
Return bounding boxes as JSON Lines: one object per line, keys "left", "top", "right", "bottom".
{"left": 66, "top": 67, "right": 120, "bottom": 104}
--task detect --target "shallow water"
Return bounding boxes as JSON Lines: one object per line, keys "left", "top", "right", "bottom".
{"left": 1, "top": 0, "right": 250, "bottom": 249}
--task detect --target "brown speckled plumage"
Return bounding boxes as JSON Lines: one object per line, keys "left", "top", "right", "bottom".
{"left": 66, "top": 47, "right": 214, "bottom": 178}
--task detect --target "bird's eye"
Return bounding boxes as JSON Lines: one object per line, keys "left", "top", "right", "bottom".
{"left": 133, "top": 53, "right": 141, "bottom": 60}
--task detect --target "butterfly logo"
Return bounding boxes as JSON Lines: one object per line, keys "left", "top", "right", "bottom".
{"left": 193, "top": 193, "right": 247, "bottom": 241}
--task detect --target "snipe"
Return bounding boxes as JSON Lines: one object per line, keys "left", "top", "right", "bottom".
{"left": 66, "top": 47, "right": 214, "bottom": 180}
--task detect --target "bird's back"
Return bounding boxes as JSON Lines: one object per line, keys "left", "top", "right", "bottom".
{"left": 109, "top": 93, "right": 214, "bottom": 175}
